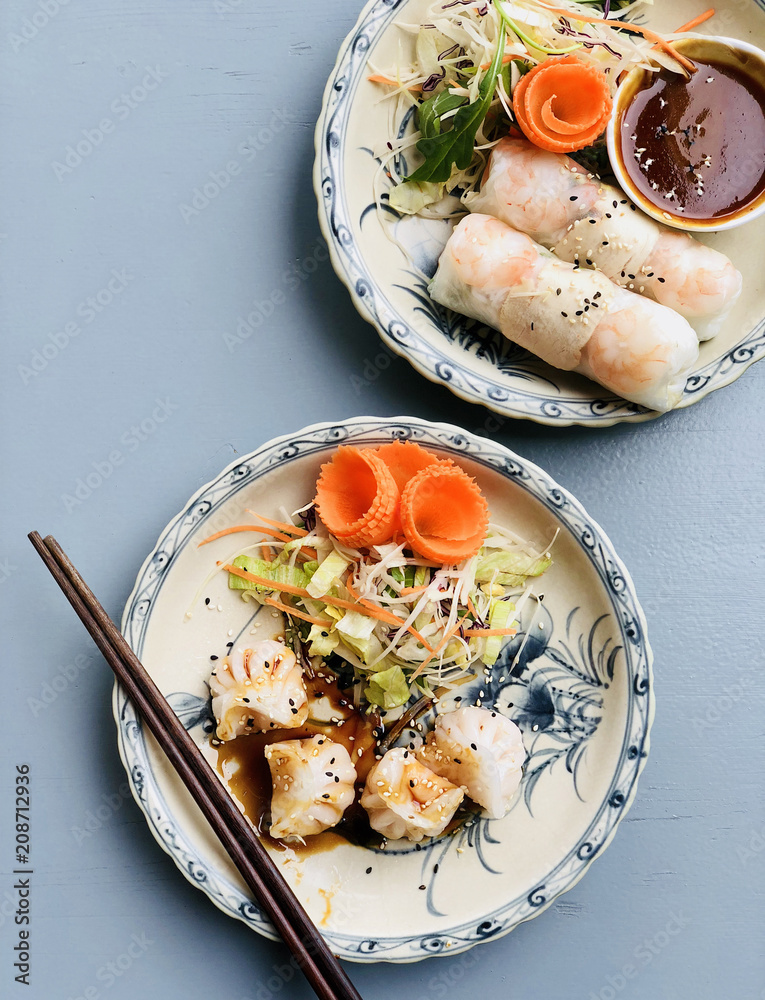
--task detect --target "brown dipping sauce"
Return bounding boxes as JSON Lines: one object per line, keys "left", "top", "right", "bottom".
{"left": 618, "top": 49, "right": 765, "bottom": 221}
{"left": 215, "top": 665, "right": 385, "bottom": 855}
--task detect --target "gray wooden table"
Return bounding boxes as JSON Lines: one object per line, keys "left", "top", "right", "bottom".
{"left": 1, "top": 1, "right": 764, "bottom": 998}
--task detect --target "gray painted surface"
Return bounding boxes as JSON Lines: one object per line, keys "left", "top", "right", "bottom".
{"left": 1, "top": 2, "right": 763, "bottom": 998}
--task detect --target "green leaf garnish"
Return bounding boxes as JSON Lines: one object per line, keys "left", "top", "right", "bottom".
{"left": 406, "top": 24, "right": 506, "bottom": 184}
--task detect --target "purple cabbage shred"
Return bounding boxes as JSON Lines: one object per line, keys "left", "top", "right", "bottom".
{"left": 422, "top": 69, "right": 446, "bottom": 91}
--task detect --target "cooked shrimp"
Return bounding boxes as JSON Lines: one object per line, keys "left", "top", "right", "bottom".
{"left": 209, "top": 639, "right": 308, "bottom": 741}
{"left": 266, "top": 736, "right": 356, "bottom": 841}
{"left": 466, "top": 138, "right": 599, "bottom": 243}
{"left": 449, "top": 213, "right": 541, "bottom": 291}
{"left": 468, "top": 138, "right": 742, "bottom": 338}
{"left": 360, "top": 746, "right": 464, "bottom": 842}
{"left": 582, "top": 294, "right": 699, "bottom": 410}
{"left": 417, "top": 706, "right": 526, "bottom": 819}
{"left": 644, "top": 231, "right": 743, "bottom": 322}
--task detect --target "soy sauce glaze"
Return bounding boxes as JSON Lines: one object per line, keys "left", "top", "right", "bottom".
{"left": 620, "top": 55, "right": 765, "bottom": 220}
{"left": 215, "top": 665, "right": 385, "bottom": 855}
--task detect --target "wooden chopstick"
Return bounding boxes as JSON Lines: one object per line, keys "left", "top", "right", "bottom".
{"left": 28, "top": 532, "right": 362, "bottom": 1000}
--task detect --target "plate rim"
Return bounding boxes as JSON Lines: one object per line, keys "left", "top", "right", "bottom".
{"left": 115, "top": 415, "right": 655, "bottom": 962}
{"left": 313, "top": 0, "right": 765, "bottom": 428}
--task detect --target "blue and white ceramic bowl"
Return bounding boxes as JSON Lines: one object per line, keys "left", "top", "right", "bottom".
{"left": 116, "top": 417, "right": 653, "bottom": 962}
{"left": 314, "top": 0, "right": 765, "bottom": 426}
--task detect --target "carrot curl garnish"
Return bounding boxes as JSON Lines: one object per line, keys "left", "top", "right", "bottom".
{"left": 314, "top": 446, "right": 400, "bottom": 549}
{"left": 399, "top": 463, "right": 489, "bottom": 564}
{"left": 512, "top": 55, "right": 612, "bottom": 153}
{"left": 373, "top": 440, "right": 442, "bottom": 492}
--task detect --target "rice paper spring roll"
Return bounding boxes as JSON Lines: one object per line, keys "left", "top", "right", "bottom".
{"left": 430, "top": 214, "right": 699, "bottom": 412}
{"left": 464, "top": 138, "right": 742, "bottom": 341}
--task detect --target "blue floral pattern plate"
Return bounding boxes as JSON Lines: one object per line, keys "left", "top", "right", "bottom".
{"left": 116, "top": 417, "right": 653, "bottom": 962}
{"left": 313, "top": 0, "right": 765, "bottom": 426}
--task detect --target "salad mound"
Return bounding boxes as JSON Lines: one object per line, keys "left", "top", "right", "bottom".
{"left": 202, "top": 445, "right": 553, "bottom": 714}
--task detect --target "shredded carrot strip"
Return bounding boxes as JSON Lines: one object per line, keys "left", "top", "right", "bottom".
{"left": 367, "top": 73, "right": 423, "bottom": 91}
{"left": 400, "top": 585, "right": 430, "bottom": 596}
{"left": 410, "top": 622, "right": 463, "bottom": 681}
{"left": 263, "top": 596, "right": 333, "bottom": 628}
{"left": 481, "top": 51, "right": 536, "bottom": 70}
{"left": 260, "top": 544, "right": 273, "bottom": 563}
{"left": 199, "top": 524, "right": 294, "bottom": 546}
{"left": 224, "top": 564, "right": 309, "bottom": 596}
{"left": 534, "top": 4, "right": 697, "bottom": 72}
{"left": 674, "top": 8, "right": 715, "bottom": 32}
{"left": 245, "top": 511, "right": 308, "bottom": 537}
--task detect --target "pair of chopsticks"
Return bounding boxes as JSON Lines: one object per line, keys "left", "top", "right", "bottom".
{"left": 28, "top": 532, "right": 362, "bottom": 1000}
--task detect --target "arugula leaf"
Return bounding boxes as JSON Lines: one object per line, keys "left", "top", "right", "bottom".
{"left": 417, "top": 90, "right": 467, "bottom": 139}
{"left": 407, "top": 25, "right": 506, "bottom": 184}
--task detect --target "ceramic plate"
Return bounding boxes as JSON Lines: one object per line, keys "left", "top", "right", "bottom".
{"left": 314, "top": 0, "right": 765, "bottom": 426}
{"left": 116, "top": 417, "right": 653, "bottom": 962}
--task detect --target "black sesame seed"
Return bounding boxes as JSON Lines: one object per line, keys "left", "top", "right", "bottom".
{"left": 288, "top": 698, "right": 294, "bottom": 706}
{"left": 585, "top": 259, "right": 593, "bottom": 266}
{"left": 601, "top": 240, "right": 608, "bottom": 246}
{"left": 576, "top": 309, "right": 583, "bottom": 316}
{"left": 226, "top": 641, "right": 234, "bottom": 648}
{"left": 658, "top": 276, "right": 666, "bottom": 283}
{"left": 291, "top": 708, "right": 298, "bottom": 715}
{"left": 334, "top": 776, "right": 339, "bottom": 782}
{"left": 628, "top": 274, "right": 636, "bottom": 280}
{"left": 322, "top": 793, "right": 330, "bottom": 799}
{"left": 325, "top": 771, "right": 333, "bottom": 777}
{"left": 605, "top": 212, "right": 612, "bottom": 218}
{"left": 556, "top": 288, "right": 562, "bottom": 295}
{"left": 569, "top": 195, "right": 577, "bottom": 201}
{"left": 204, "top": 598, "right": 210, "bottom": 606}
{"left": 366, "top": 867, "right": 372, "bottom": 874}
{"left": 594, "top": 291, "right": 601, "bottom": 299}
{"left": 530, "top": 322, "right": 534, "bottom": 330}
{"left": 330, "top": 757, "right": 336, "bottom": 765}
{"left": 243, "top": 697, "right": 250, "bottom": 703}
{"left": 470, "top": 743, "right": 477, "bottom": 750}
{"left": 419, "top": 885, "right": 426, "bottom": 891}
{"left": 210, "top": 654, "right": 218, "bottom": 661}
{"left": 629, "top": 204, "right": 636, "bottom": 210}
{"left": 433, "top": 864, "right": 439, "bottom": 873}
{"left": 454, "top": 758, "right": 462, "bottom": 764}
{"left": 589, "top": 218, "right": 596, "bottom": 224}
{"left": 409, "top": 780, "right": 415, "bottom": 788}
{"left": 247, "top": 718, "right": 254, "bottom": 726}
{"left": 561, "top": 311, "right": 568, "bottom": 317}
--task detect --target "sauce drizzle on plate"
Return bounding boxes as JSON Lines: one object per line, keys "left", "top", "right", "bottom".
{"left": 215, "top": 666, "right": 384, "bottom": 855}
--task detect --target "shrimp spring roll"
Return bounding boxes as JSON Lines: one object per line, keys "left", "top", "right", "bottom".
{"left": 430, "top": 214, "right": 699, "bottom": 412}
{"left": 464, "top": 138, "right": 742, "bottom": 341}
